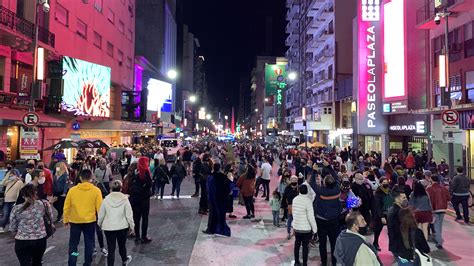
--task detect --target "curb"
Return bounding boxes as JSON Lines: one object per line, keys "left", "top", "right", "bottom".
{"left": 445, "top": 208, "right": 474, "bottom": 223}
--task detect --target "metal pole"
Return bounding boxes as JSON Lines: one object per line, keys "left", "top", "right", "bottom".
{"left": 30, "top": 2, "right": 39, "bottom": 112}
{"left": 444, "top": 11, "right": 455, "bottom": 178}
{"left": 183, "top": 99, "right": 186, "bottom": 130}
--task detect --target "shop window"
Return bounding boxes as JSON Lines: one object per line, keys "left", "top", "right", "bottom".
{"left": 94, "top": 31, "right": 102, "bottom": 49}
{"left": 55, "top": 3, "right": 69, "bottom": 26}
{"left": 118, "top": 20, "right": 125, "bottom": 33}
{"left": 466, "top": 71, "right": 474, "bottom": 103}
{"left": 107, "top": 8, "right": 115, "bottom": 24}
{"left": 76, "top": 19, "right": 87, "bottom": 39}
{"left": 450, "top": 75, "right": 462, "bottom": 105}
{"left": 107, "top": 42, "right": 114, "bottom": 57}
{"left": 464, "top": 21, "right": 474, "bottom": 58}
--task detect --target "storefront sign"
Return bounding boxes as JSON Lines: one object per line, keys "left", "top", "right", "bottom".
{"left": 383, "top": 100, "right": 408, "bottom": 114}
{"left": 20, "top": 128, "right": 39, "bottom": 160}
{"left": 357, "top": 0, "right": 387, "bottom": 135}
{"left": 388, "top": 114, "right": 427, "bottom": 136}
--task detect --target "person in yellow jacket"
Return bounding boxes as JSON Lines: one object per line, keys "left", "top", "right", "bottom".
{"left": 63, "top": 169, "right": 102, "bottom": 266}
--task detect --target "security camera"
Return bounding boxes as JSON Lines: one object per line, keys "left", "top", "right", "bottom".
{"left": 434, "top": 13, "right": 441, "bottom": 25}
{"left": 42, "top": 3, "right": 50, "bottom": 12}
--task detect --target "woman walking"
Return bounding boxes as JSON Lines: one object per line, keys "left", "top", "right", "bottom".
{"left": 9, "top": 184, "right": 54, "bottom": 265}
{"left": 170, "top": 158, "right": 186, "bottom": 199}
{"left": 373, "top": 177, "right": 393, "bottom": 251}
{"left": 236, "top": 161, "right": 256, "bottom": 219}
{"left": 129, "top": 157, "right": 153, "bottom": 243}
{"left": 153, "top": 158, "right": 170, "bottom": 200}
{"left": 98, "top": 180, "right": 134, "bottom": 265}
{"left": 52, "top": 162, "right": 69, "bottom": 223}
{"left": 409, "top": 181, "right": 433, "bottom": 240}
{"left": 395, "top": 208, "right": 430, "bottom": 265}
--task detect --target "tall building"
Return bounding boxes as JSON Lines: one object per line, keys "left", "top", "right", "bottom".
{"left": 193, "top": 39, "right": 208, "bottom": 109}
{"left": 238, "top": 77, "right": 251, "bottom": 127}
{"left": 0, "top": 0, "right": 136, "bottom": 161}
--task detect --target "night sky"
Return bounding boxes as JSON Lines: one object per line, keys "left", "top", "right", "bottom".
{"left": 181, "top": 0, "right": 287, "bottom": 110}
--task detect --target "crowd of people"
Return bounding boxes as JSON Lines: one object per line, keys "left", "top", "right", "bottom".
{"left": 0, "top": 139, "right": 471, "bottom": 266}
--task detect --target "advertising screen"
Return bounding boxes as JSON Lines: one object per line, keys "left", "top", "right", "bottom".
{"left": 265, "top": 64, "right": 287, "bottom": 96}
{"left": 147, "top": 78, "right": 173, "bottom": 112}
{"left": 61, "top": 56, "right": 111, "bottom": 117}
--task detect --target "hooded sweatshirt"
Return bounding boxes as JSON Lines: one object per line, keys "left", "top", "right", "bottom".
{"left": 63, "top": 182, "right": 102, "bottom": 224}
{"left": 98, "top": 192, "right": 134, "bottom": 231}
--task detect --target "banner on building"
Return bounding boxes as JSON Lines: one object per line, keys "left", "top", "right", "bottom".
{"left": 357, "top": 0, "right": 387, "bottom": 135}
{"left": 265, "top": 64, "right": 287, "bottom": 96}
{"left": 20, "top": 128, "right": 40, "bottom": 160}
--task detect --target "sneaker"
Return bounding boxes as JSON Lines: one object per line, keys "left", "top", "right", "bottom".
{"left": 134, "top": 237, "right": 141, "bottom": 243}
{"left": 250, "top": 214, "right": 255, "bottom": 218}
{"left": 228, "top": 214, "right": 237, "bottom": 218}
{"left": 141, "top": 237, "right": 152, "bottom": 243}
{"left": 243, "top": 215, "right": 251, "bottom": 219}
{"left": 101, "top": 248, "right": 108, "bottom": 257}
{"left": 287, "top": 234, "right": 291, "bottom": 240}
{"left": 123, "top": 255, "right": 133, "bottom": 265}
{"left": 455, "top": 216, "right": 463, "bottom": 221}
{"left": 0, "top": 227, "right": 4, "bottom": 233}
{"left": 202, "top": 230, "right": 213, "bottom": 235}
{"left": 191, "top": 193, "right": 199, "bottom": 197}
{"left": 436, "top": 244, "right": 443, "bottom": 249}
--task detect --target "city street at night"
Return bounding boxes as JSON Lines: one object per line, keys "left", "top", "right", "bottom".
{"left": 1, "top": 0, "right": 474, "bottom": 265}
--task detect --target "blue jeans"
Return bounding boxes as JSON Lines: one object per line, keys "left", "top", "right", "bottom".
{"left": 272, "top": 211, "right": 280, "bottom": 226}
{"left": 68, "top": 222, "right": 95, "bottom": 266}
{"left": 433, "top": 212, "right": 445, "bottom": 245}
{"left": 171, "top": 176, "right": 183, "bottom": 197}
{"left": 0, "top": 202, "right": 15, "bottom": 227}
{"left": 287, "top": 214, "right": 293, "bottom": 234}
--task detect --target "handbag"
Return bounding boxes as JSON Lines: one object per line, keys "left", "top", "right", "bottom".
{"left": 411, "top": 230, "right": 434, "bottom": 266}
{"left": 98, "top": 170, "right": 109, "bottom": 197}
{"left": 42, "top": 200, "right": 56, "bottom": 238}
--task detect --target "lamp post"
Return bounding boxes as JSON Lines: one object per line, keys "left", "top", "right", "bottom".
{"left": 183, "top": 95, "right": 196, "bottom": 131}
{"left": 437, "top": 8, "right": 455, "bottom": 178}
{"left": 302, "top": 107, "right": 307, "bottom": 149}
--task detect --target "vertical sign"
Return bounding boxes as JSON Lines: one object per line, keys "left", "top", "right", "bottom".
{"left": 20, "top": 128, "right": 40, "bottom": 160}
{"left": 358, "top": 0, "right": 387, "bottom": 135}
{"left": 265, "top": 64, "right": 287, "bottom": 96}
{"left": 276, "top": 88, "right": 283, "bottom": 126}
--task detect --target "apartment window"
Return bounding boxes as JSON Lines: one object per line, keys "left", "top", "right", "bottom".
{"left": 328, "top": 20, "right": 334, "bottom": 34}
{"left": 126, "top": 57, "right": 132, "bottom": 69}
{"left": 55, "top": 3, "right": 69, "bottom": 26}
{"left": 467, "top": 71, "right": 474, "bottom": 103}
{"left": 93, "top": 31, "right": 102, "bottom": 49}
{"left": 107, "top": 8, "right": 115, "bottom": 24}
{"left": 465, "top": 21, "right": 474, "bottom": 58}
{"left": 117, "top": 50, "right": 124, "bottom": 66}
{"left": 433, "top": 36, "right": 443, "bottom": 67}
{"left": 127, "top": 29, "right": 133, "bottom": 41}
{"left": 94, "top": 0, "right": 103, "bottom": 13}
{"left": 323, "top": 107, "right": 332, "bottom": 115}
{"left": 328, "top": 65, "right": 333, "bottom": 79}
{"left": 106, "top": 42, "right": 114, "bottom": 57}
{"left": 450, "top": 75, "right": 462, "bottom": 105}
{"left": 118, "top": 20, "right": 124, "bottom": 33}
{"left": 76, "top": 19, "right": 87, "bottom": 39}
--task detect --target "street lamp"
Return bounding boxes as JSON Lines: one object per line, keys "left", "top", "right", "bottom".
{"left": 224, "top": 115, "right": 228, "bottom": 120}
{"left": 206, "top": 114, "right": 212, "bottom": 120}
{"left": 183, "top": 94, "right": 197, "bottom": 131}
{"left": 167, "top": 69, "right": 178, "bottom": 80}
{"left": 288, "top": 72, "right": 297, "bottom": 81}
{"left": 255, "top": 108, "right": 258, "bottom": 112}
{"left": 302, "top": 107, "right": 308, "bottom": 149}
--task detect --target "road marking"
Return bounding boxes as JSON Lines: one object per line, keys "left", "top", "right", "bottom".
{"left": 44, "top": 246, "right": 55, "bottom": 254}
{"left": 151, "top": 195, "right": 193, "bottom": 200}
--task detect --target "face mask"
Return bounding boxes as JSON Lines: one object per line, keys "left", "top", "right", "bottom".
{"left": 358, "top": 226, "right": 368, "bottom": 236}
{"left": 38, "top": 176, "right": 45, "bottom": 184}
{"left": 355, "top": 179, "right": 364, "bottom": 185}
{"left": 56, "top": 167, "right": 61, "bottom": 173}
{"left": 7, "top": 166, "right": 12, "bottom": 171}
{"left": 382, "top": 184, "right": 389, "bottom": 189}
{"left": 291, "top": 182, "right": 297, "bottom": 186}
{"left": 400, "top": 199, "right": 409, "bottom": 208}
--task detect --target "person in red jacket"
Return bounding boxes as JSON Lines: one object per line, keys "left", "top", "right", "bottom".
{"left": 426, "top": 175, "right": 450, "bottom": 249}
{"left": 37, "top": 161, "right": 53, "bottom": 197}
{"left": 405, "top": 152, "right": 415, "bottom": 176}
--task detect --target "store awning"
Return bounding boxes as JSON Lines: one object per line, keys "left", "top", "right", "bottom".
{"left": 0, "top": 108, "right": 66, "bottom": 128}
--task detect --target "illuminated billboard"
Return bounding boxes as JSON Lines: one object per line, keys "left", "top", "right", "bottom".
{"left": 147, "top": 78, "right": 172, "bottom": 112}
{"left": 61, "top": 56, "right": 111, "bottom": 117}
{"left": 357, "top": 0, "right": 387, "bottom": 135}
{"left": 265, "top": 64, "right": 287, "bottom": 96}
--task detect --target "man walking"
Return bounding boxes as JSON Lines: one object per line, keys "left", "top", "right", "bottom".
{"left": 387, "top": 191, "right": 408, "bottom": 264}
{"left": 450, "top": 167, "right": 471, "bottom": 224}
{"left": 426, "top": 175, "right": 450, "bottom": 249}
{"left": 64, "top": 169, "right": 103, "bottom": 266}
{"left": 259, "top": 157, "right": 272, "bottom": 201}
{"left": 335, "top": 211, "right": 382, "bottom": 266}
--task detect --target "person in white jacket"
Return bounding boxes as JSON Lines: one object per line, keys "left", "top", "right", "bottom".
{"left": 98, "top": 180, "right": 134, "bottom": 266}
{"left": 292, "top": 184, "right": 317, "bottom": 266}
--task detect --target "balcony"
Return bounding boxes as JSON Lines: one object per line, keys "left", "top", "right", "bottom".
{"left": 0, "top": 5, "right": 55, "bottom": 48}
{"left": 310, "top": 0, "right": 326, "bottom": 9}
{"left": 286, "top": 3, "right": 300, "bottom": 21}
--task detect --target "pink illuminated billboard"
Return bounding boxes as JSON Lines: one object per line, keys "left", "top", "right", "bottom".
{"left": 357, "top": 0, "right": 387, "bottom": 135}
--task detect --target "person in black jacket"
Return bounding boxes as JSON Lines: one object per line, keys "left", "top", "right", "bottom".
{"left": 310, "top": 160, "right": 341, "bottom": 266}
{"left": 212, "top": 163, "right": 231, "bottom": 237}
{"left": 372, "top": 177, "right": 393, "bottom": 251}
{"left": 351, "top": 173, "right": 373, "bottom": 231}
{"left": 191, "top": 156, "right": 203, "bottom": 197}
{"left": 395, "top": 207, "right": 430, "bottom": 264}
{"left": 170, "top": 158, "right": 186, "bottom": 199}
{"left": 199, "top": 154, "right": 212, "bottom": 214}
{"left": 129, "top": 157, "right": 153, "bottom": 243}
{"left": 388, "top": 190, "right": 409, "bottom": 258}
{"left": 153, "top": 158, "right": 170, "bottom": 200}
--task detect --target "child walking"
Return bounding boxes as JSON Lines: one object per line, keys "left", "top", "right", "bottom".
{"left": 269, "top": 191, "right": 281, "bottom": 227}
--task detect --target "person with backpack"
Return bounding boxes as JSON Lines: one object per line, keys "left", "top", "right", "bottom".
{"left": 129, "top": 157, "right": 153, "bottom": 243}
{"left": 170, "top": 158, "right": 187, "bottom": 199}
{"left": 152, "top": 158, "right": 170, "bottom": 200}
{"left": 9, "top": 184, "right": 54, "bottom": 265}
{"left": 98, "top": 180, "right": 134, "bottom": 265}
{"left": 0, "top": 167, "right": 24, "bottom": 233}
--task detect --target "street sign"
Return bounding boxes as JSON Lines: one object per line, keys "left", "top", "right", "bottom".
{"left": 441, "top": 109, "right": 459, "bottom": 125}
{"left": 22, "top": 112, "right": 40, "bottom": 127}
{"left": 446, "top": 137, "right": 455, "bottom": 143}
